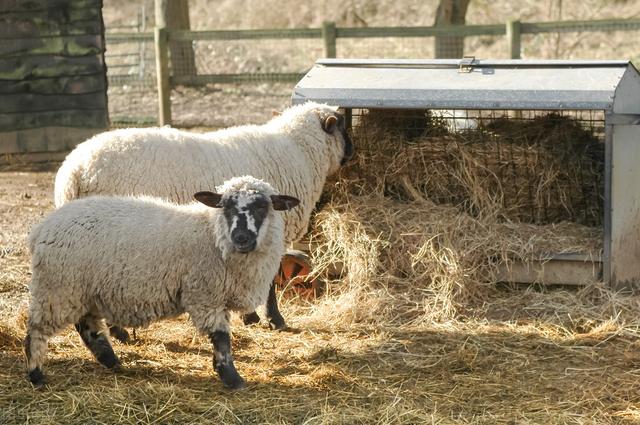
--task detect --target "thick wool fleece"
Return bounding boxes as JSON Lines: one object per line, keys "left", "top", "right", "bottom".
{"left": 54, "top": 102, "right": 345, "bottom": 242}
{"left": 29, "top": 176, "right": 286, "bottom": 336}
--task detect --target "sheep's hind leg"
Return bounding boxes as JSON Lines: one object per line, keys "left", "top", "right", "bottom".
{"left": 242, "top": 281, "right": 287, "bottom": 330}
{"left": 24, "top": 329, "right": 50, "bottom": 385}
{"left": 265, "top": 281, "right": 287, "bottom": 330}
{"left": 242, "top": 311, "right": 261, "bottom": 326}
{"left": 75, "top": 316, "right": 120, "bottom": 369}
{"left": 108, "top": 324, "right": 131, "bottom": 343}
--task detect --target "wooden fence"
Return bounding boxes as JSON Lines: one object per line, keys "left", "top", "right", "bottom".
{"left": 105, "top": 17, "right": 640, "bottom": 126}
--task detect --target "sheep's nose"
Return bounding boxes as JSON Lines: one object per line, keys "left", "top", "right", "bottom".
{"left": 234, "top": 232, "right": 249, "bottom": 244}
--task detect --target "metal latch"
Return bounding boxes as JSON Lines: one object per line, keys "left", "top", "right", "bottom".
{"left": 458, "top": 56, "right": 476, "bottom": 73}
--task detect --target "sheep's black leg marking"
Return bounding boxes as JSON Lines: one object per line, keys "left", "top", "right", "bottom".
{"left": 266, "top": 281, "right": 286, "bottom": 330}
{"left": 28, "top": 367, "right": 45, "bottom": 386}
{"left": 75, "top": 318, "right": 120, "bottom": 369}
{"left": 24, "top": 333, "right": 45, "bottom": 386}
{"left": 210, "top": 330, "right": 245, "bottom": 390}
{"left": 108, "top": 324, "right": 131, "bottom": 344}
{"left": 242, "top": 311, "right": 261, "bottom": 326}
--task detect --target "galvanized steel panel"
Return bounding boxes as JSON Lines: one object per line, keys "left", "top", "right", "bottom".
{"left": 610, "top": 124, "right": 640, "bottom": 289}
{"left": 292, "top": 59, "right": 638, "bottom": 111}
{"left": 314, "top": 58, "right": 631, "bottom": 67}
{"left": 614, "top": 66, "right": 640, "bottom": 114}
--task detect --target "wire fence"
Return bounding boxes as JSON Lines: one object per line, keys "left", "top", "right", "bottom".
{"left": 103, "top": 6, "right": 158, "bottom": 125}
{"left": 349, "top": 108, "right": 605, "bottom": 226}
{"left": 102, "top": 17, "right": 640, "bottom": 128}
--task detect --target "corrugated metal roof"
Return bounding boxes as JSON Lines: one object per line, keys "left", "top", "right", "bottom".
{"left": 292, "top": 59, "right": 640, "bottom": 111}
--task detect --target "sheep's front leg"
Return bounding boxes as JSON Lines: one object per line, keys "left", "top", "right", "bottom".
{"left": 206, "top": 311, "right": 246, "bottom": 390}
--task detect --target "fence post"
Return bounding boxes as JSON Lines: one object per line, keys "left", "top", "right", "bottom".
{"left": 506, "top": 20, "right": 521, "bottom": 59}
{"left": 154, "top": 0, "right": 171, "bottom": 125}
{"left": 322, "top": 21, "right": 337, "bottom": 58}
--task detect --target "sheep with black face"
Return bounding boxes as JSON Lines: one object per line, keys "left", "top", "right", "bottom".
{"left": 25, "top": 176, "right": 299, "bottom": 389}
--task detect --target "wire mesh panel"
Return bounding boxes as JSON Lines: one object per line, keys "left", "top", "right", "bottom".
{"left": 105, "top": 38, "right": 158, "bottom": 126}
{"left": 464, "top": 35, "right": 509, "bottom": 59}
{"left": 337, "top": 34, "right": 510, "bottom": 60}
{"left": 190, "top": 38, "right": 323, "bottom": 75}
{"left": 522, "top": 29, "right": 640, "bottom": 61}
{"left": 167, "top": 36, "right": 322, "bottom": 128}
{"left": 103, "top": 3, "right": 158, "bottom": 126}
{"left": 337, "top": 37, "right": 436, "bottom": 59}
{"left": 347, "top": 108, "right": 605, "bottom": 226}
{"left": 170, "top": 83, "right": 293, "bottom": 128}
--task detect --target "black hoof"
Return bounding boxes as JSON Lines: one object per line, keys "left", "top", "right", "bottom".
{"left": 90, "top": 335, "right": 121, "bottom": 369}
{"left": 242, "top": 312, "right": 261, "bottom": 326}
{"left": 268, "top": 314, "right": 287, "bottom": 331}
{"left": 217, "top": 365, "right": 246, "bottom": 390}
{"left": 97, "top": 351, "right": 121, "bottom": 369}
{"left": 28, "top": 367, "right": 45, "bottom": 386}
{"left": 109, "top": 325, "right": 131, "bottom": 344}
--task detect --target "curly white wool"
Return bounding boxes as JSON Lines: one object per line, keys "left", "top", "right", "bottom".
{"left": 28, "top": 176, "right": 286, "bottom": 337}
{"left": 54, "top": 101, "right": 347, "bottom": 243}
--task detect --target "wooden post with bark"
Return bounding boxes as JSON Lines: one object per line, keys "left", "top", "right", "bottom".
{"left": 154, "top": 0, "right": 171, "bottom": 125}
{"left": 167, "top": 0, "right": 196, "bottom": 77}
{"left": 434, "top": 0, "right": 471, "bottom": 58}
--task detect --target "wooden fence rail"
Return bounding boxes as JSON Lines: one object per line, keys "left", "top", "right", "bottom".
{"left": 105, "top": 17, "right": 640, "bottom": 125}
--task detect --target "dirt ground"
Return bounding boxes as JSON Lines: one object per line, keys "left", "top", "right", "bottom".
{"left": 0, "top": 171, "right": 55, "bottom": 323}
{"left": 1, "top": 169, "right": 640, "bottom": 424}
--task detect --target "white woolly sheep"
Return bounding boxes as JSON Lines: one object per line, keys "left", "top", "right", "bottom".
{"left": 54, "top": 101, "right": 354, "bottom": 330}
{"left": 25, "top": 176, "right": 300, "bottom": 389}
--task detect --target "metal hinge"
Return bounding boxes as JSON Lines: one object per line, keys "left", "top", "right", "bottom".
{"left": 458, "top": 56, "right": 476, "bottom": 73}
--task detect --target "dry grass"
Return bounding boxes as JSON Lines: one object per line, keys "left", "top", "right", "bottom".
{"left": 302, "top": 111, "right": 605, "bottom": 322}
{"left": 1, "top": 150, "right": 640, "bottom": 423}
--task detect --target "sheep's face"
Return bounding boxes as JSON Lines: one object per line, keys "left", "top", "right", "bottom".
{"left": 225, "top": 192, "right": 271, "bottom": 253}
{"left": 194, "top": 190, "right": 300, "bottom": 253}
{"left": 319, "top": 109, "right": 355, "bottom": 174}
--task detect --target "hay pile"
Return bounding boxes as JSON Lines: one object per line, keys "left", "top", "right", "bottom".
{"left": 2, "top": 152, "right": 640, "bottom": 424}
{"left": 338, "top": 109, "right": 604, "bottom": 225}
{"left": 305, "top": 110, "right": 605, "bottom": 322}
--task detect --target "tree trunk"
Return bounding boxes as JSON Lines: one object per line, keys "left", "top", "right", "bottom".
{"left": 167, "top": 0, "right": 196, "bottom": 77}
{"left": 433, "top": 0, "right": 471, "bottom": 59}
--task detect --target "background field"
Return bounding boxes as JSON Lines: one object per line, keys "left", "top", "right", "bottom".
{"left": 102, "top": 0, "right": 640, "bottom": 127}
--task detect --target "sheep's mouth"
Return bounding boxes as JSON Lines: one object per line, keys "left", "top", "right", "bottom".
{"left": 340, "top": 133, "right": 355, "bottom": 165}
{"left": 234, "top": 241, "right": 257, "bottom": 253}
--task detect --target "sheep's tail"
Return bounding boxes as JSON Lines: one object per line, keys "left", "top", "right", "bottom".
{"left": 53, "top": 148, "right": 86, "bottom": 207}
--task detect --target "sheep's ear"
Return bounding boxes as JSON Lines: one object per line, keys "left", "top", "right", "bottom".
{"left": 272, "top": 109, "right": 282, "bottom": 116}
{"left": 321, "top": 115, "right": 338, "bottom": 133}
{"left": 194, "top": 191, "right": 224, "bottom": 208}
{"left": 270, "top": 195, "right": 300, "bottom": 211}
